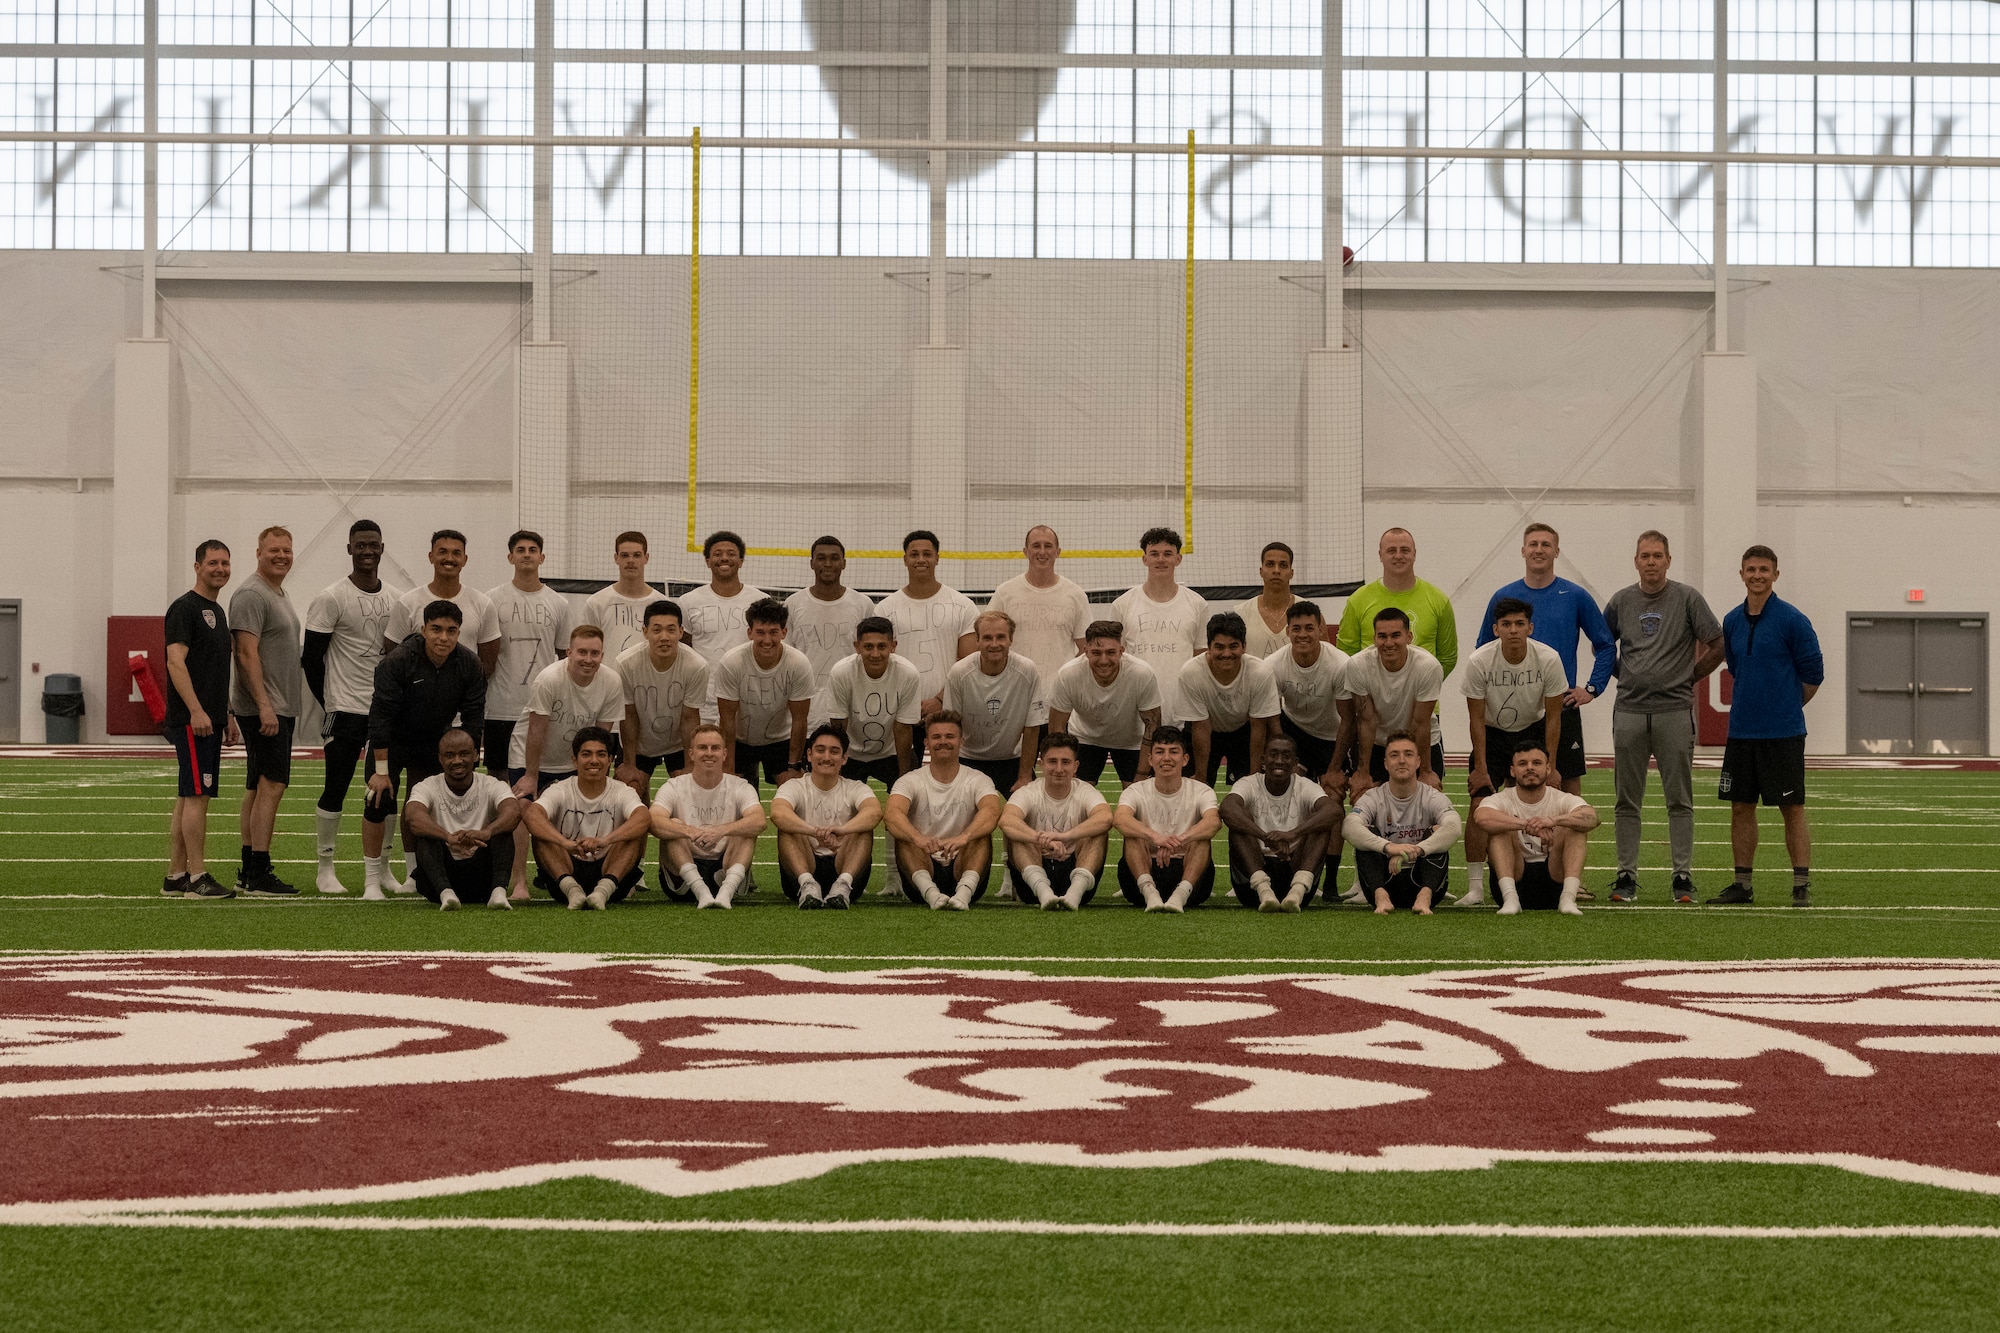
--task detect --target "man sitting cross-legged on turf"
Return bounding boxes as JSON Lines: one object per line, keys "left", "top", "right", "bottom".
{"left": 1472, "top": 741, "right": 1598, "bottom": 916}
{"left": 403, "top": 729, "right": 521, "bottom": 912}
{"left": 1180, "top": 611, "right": 1281, "bottom": 788}
{"left": 1345, "top": 732, "right": 1462, "bottom": 916}
{"left": 1114, "top": 726, "right": 1221, "bottom": 914}
{"left": 1220, "top": 734, "right": 1338, "bottom": 914}
{"left": 1047, "top": 620, "right": 1162, "bottom": 788}
{"left": 999, "top": 732, "right": 1114, "bottom": 911}
{"left": 519, "top": 728, "right": 650, "bottom": 910}
{"left": 1458, "top": 597, "right": 1567, "bottom": 908}
{"left": 614, "top": 599, "right": 709, "bottom": 802}
{"left": 651, "top": 724, "right": 767, "bottom": 909}
{"left": 771, "top": 725, "right": 881, "bottom": 910}
{"left": 885, "top": 711, "right": 1004, "bottom": 911}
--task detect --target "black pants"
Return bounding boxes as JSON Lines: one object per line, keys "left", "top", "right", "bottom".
{"left": 318, "top": 711, "right": 378, "bottom": 813}
{"left": 1228, "top": 854, "right": 1330, "bottom": 908}
{"left": 1075, "top": 743, "right": 1140, "bottom": 785}
{"left": 1355, "top": 847, "right": 1450, "bottom": 909}
{"left": 411, "top": 832, "right": 514, "bottom": 904}
{"left": 1117, "top": 857, "right": 1215, "bottom": 908}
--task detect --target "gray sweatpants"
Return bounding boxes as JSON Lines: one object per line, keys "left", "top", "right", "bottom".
{"left": 1613, "top": 708, "right": 1696, "bottom": 877}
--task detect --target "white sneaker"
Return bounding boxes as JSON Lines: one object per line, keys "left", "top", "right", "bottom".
{"left": 562, "top": 882, "right": 585, "bottom": 910}
{"left": 487, "top": 888, "right": 512, "bottom": 910}
{"left": 361, "top": 884, "right": 387, "bottom": 902}
{"left": 315, "top": 865, "right": 349, "bottom": 895}
{"left": 438, "top": 889, "right": 460, "bottom": 911}
{"left": 584, "top": 885, "right": 611, "bottom": 911}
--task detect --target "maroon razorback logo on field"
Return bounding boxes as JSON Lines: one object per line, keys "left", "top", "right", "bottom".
{"left": 4, "top": 953, "right": 2000, "bottom": 1217}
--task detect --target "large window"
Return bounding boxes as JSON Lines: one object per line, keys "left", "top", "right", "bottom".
{"left": 4, "top": 0, "right": 1998, "bottom": 263}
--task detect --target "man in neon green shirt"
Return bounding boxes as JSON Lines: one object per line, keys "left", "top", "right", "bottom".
{"left": 1335, "top": 527, "right": 1459, "bottom": 678}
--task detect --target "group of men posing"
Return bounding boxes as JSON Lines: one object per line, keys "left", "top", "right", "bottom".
{"left": 158, "top": 515, "right": 1824, "bottom": 914}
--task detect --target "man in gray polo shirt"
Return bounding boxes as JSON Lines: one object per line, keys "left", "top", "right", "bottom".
{"left": 1603, "top": 530, "right": 1723, "bottom": 904}
{"left": 230, "top": 524, "right": 306, "bottom": 897}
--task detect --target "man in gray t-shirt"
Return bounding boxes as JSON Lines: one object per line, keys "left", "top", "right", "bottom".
{"left": 227, "top": 527, "right": 306, "bottom": 897}
{"left": 1601, "top": 531, "right": 1724, "bottom": 902}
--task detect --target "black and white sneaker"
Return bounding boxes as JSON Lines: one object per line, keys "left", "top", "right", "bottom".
{"left": 185, "top": 873, "right": 236, "bottom": 900}
{"left": 1792, "top": 882, "right": 1812, "bottom": 908}
{"left": 161, "top": 874, "right": 190, "bottom": 898}
{"left": 241, "top": 871, "right": 300, "bottom": 898}
{"left": 1608, "top": 873, "right": 1639, "bottom": 903}
{"left": 1672, "top": 875, "right": 1696, "bottom": 904}
{"left": 1706, "top": 884, "right": 1755, "bottom": 905}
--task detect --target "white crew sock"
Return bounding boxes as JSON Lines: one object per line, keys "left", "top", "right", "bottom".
{"left": 951, "top": 872, "right": 979, "bottom": 909}
{"left": 911, "top": 869, "right": 940, "bottom": 899}
{"left": 1496, "top": 876, "right": 1521, "bottom": 916}
{"left": 315, "top": 809, "right": 341, "bottom": 864}
{"left": 1285, "top": 870, "right": 1314, "bottom": 912}
{"left": 380, "top": 814, "right": 406, "bottom": 887}
{"left": 1250, "top": 869, "right": 1279, "bottom": 912}
{"left": 1165, "top": 881, "right": 1194, "bottom": 913}
{"left": 1560, "top": 876, "right": 1584, "bottom": 916}
{"left": 438, "top": 888, "right": 459, "bottom": 911}
{"left": 1022, "top": 865, "right": 1055, "bottom": 905}
{"left": 559, "top": 875, "right": 584, "bottom": 909}
{"left": 1137, "top": 873, "right": 1164, "bottom": 912}
{"left": 717, "top": 864, "right": 746, "bottom": 907}
{"left": 587, "top": 877, "right": 616, "bottom": 910}
{"left": 1460, "top": 861, "right": 1487, "bottom": 907}
{"left": 1066, "top": 867, "right": 1095, "bottom": 908}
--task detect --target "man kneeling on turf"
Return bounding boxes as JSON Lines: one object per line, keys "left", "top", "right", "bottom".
{"left": 1114, "top": 726, "right": 1221, "bottom": 913}
{"left": 1344, "top": 732, "right": 1462, "bottom": 916}
{"left": 652, "top": 724, "right": 766, "bottom": 909}
{"left": 519, "top": 727, "right": 649, "bottom": 910}
{"left": 1219, "top": 734, "right": 1338, "bottom": 914}
{"left": 1471, "top": 741, "right": 1598, "bottom": 916}
{"left": 999, "top": 731, "right": 1113, "bottom": 911}
{"left": 885, "top": 711, "right": 1004, "bottom": 911}
{"left": 771, "top": 725, "right": 880, "bottom": 909}
{"left": 404, "top": 728, "right": 521, "bottom": 911}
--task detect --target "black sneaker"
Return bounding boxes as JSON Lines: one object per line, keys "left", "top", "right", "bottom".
{"left": 241, "top": 871, "right": 300, "bottom": 898}
{"left": 823, "top": 890, "right": 850, "bottom": 911}
{"left": 1672, "top": 875, "right": 1696, "bottom": 904}
{"left": 797, "top": 891, "right": 824, "bottom": 911}
{"left": 1792, "top": 883, "right": 1811, "bottom": 908}
{"left": 1706, "top": 884, "right": 1755, "bottom": 905}
{"left": 185, "top": 873, "right": 236, "bottom": 900}
{"left": 161, "top": 874, "right": 190, "bottom": 898}
{"left": 1608, "top": 874, "right": 1639, "bottom": 903}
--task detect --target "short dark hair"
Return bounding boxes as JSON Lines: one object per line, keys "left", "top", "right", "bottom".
{"left": 349, "top": 519, "right": 382, "bottom": 540}
{"left": 422, "top": 599, "right": 463, "bottom": 627}
{"left": 902, "top": 529, "right": 941, "bottom": 554}
{"left": 1148, "top": 724, "right": 1190, "bottom": 753}
{"left": 437, "top": 727, "right": 476, "bottom": 756}
{"left": 1382, "top": 729, "right": 1419, "bottom": 752}
{"left": 570, "top": 725, "right": 614, "bottom": 757}
{"left": 1084, "top": 619, "right": 1124, "bottom": 643}
{"left": 854, "top": 615, "right": 895, "bottom": 640}
{"left": 1742, "top": 544, "right": 1779, "bottom": 568}
{"left": 430, "top": 529, "right": 468, "bottom": 550}
{"left": 506, "top": 529, "right": 543, "bottom": 551}
{"left": 644, "top": 599, "right": 683, "bottom": 627}
{"left": 805, "top": 722, "right": 849, "bottom": 753}
{"left": 615, "top": 530, "right": 648, "bottom": 553}
{"left": 1139, "top": 526, "right": 1183, "bottom": 553}
{"left": 745, "top": 597, "right": 788, "bottom": 629}
{"left": 1491, "top": 597, "right": 1534, "bottom": 624}
{"left": 1286, "top": 600, "right": 1323, "bottom": 623}
{"left": 1260, "top": 541, "right": 1295, "bottom": 564}
{"left": 703, "top": 530, "right": 745, "bottom": 558}
{"left": 1039, "top": 731, "right": 1080, "bottom": 759}
{"left": 1372, "top": 607, "right": 1411, "bottom": 631}
{"left": 811, "top": 535, "right": 846, "bottom": 555}
{"left": 924, "top": 709, "right": 964, "bottom": 738}
{"left": 1512, "top": 739, "right": 1549, "bottom": 762}
{"left": 194, "top": 538, "right": 230, "bottom": 562}
{"left": 1205, "top": 611, "right": 1248, "bottom": 646}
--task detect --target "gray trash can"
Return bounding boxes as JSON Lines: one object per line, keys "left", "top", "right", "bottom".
{"left": 41, "top": 673, "right": 83, "bottom": 744}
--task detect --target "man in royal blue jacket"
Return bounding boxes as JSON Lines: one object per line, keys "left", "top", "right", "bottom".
{"left": 1708, "top": 545, "right": 1824, "bottom": 907}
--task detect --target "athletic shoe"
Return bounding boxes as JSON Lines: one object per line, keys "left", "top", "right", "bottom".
{"left": 1572, "top": 886, "right": 1596, "bottom": 902}
{"left": 1338, "top": 885, "right": 1366, "bottom": 906}
{"left": 487, "top": 888, "right": 512, "bottom": 910}
{"left": 161, "top": 875, "right": 190, "bottom": 898}
{"left": 1792, "top": 883, "right": 1812, "bottom": 908}
{"left": 1608, "top": 874, "right": 1638, "bottom": 903}
{"left": 1707, "top": 884, "right": 1755, "bottom": 905}
{"left": 1672, "top": 875, "right": 1696, "bottom": 904}
{"left": 798, "top": 890, "right": 824, "bottom": 911}
{"left": 185, "top": 873, "right": 235, "bottom": 900}
{"left": 823, "top": 890, "right": 850, "bottom": 910}
{"left": 241, "top": 871, "right": 299, "bottom": 898}
{"left": 439, "top": 889, "right": 460, "bottom": 911}
{"left": 315, "top": 865, "right": 349, "bottom": 895}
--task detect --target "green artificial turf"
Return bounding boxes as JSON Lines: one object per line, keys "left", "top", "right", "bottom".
{"left": 4, "top": 756, "right": 2000, "bottom": 1330}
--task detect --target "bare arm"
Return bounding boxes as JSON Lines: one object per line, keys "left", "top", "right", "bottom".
{"left": 1136, "top": 706, "right": 1162, "bottom": 777}
{"left": 1248, "top": 714, "right": 1272, "bottom": 770}
{"left": 893, "top": 721, "right": 915, "bottom": 773}
{"left": 1406, "top": 699, "right": 1439, "bottom": 788}
{"left": 605, "top": 804, "right": 655, "bottom": 848}
{"left": 1047, "top": 707, "right": 1072, "bottom": 735}
{"left": 785, "top": 700, "right": 809, "bottom": 777}
{"left": 1692, "top": 634, "right": 1726, "bottom": 681}
{"left": 1216, "top": 792, "right": 1265, "bottom": 841}
{"left": 164, "top": 643, "right": 214, "bottom": 737}
{"left": 884, "top": 793, "right": 931, "bottom": 853}
{"left": 513, "top": 713, "right": 550, "bottom": 797}
{"left": 400, "top": 799, "right": 449, "bottom": 842}
{"left": 615, "top": 705, "right": 646, "bottom": 788}
{"left": 769, "top": 798, "right": 816, "bottom": 837}
{"left": 519, "top": 800, "right": 568, "bottom": 850}
{"left": 954, "top": 631, "right": 978, "bottom": 662}
{"left": 1013, "top": 726, "right": 1039, "bottom": 792}
{"left": 478, "top": 637, "right": 501, "bottom": 678}
{"left": 1189, "top": 719, "right": 1213, "bottom": 783}
{"left": 997, "top": 803, "right": 1040, "bottom": 844}
{"left": 716, "top": 699, "right": 741, "bottom": 770}
{"left": 233, "top": 630, "right": 278, "bottom": 734}
{"left": 1325, "top": 697, "right": 1357, "bottom": 798}
{"left": 1467, "top": 697, "right": 1491, "bottom": 794}
{"left": 1542, "top": 694, "right": 1564, "bottom": 766}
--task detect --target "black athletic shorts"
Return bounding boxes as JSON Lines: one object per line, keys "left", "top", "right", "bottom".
{"left": 1355, "top": 847, "right": 1450, "bottom": 910}
{"left": 1228, "top": 856, "right": 1325, "bottom": 909}
{"left": 1556, "top": 704, "right": 1586, "bottom": 780}
{"left": 842, "top": 753, "right": 904, "bottom": 789}
{"left": 236, "top": 714, "right": 295, "bottom": 789}
{"left": 734, "top": 738, "right": 794, "bottom": 786}
{"left": 781, "top": 852, "right": 874, "bottom": 902}
{"left": 482, "top": 719, "right": 515, "bottom": 776}
{"left": 1074, "top": 743, "right": 1140, "bottom": 786}
{"left": 1718, "top": 736, "right": 1807, "bottom": 807}
{"left": 1369, "top": 740, "right": 1447, "bottom": 784}
{"left": 167, "top": 721, "right": 223, "bottom": 799}
{"left": 1116, "top": 856, "right": 1215, "bottom": 908}
{"left": 1474, "top": 724, "right": 1548, "bottom": 791}
{"left": 363, "top": 749, "right": 443, "bottom": 825}
{"left": 1278, "top": 715, "right": 1337, "bottom": 781}
{"left": 632, "top": 750, "right": 685, "bottom": 777}
{"left": 963, "top": 755, "right": 1024, "bottom": 794}
{"left": 1202, "top": 724, "right": 1254, "bottom": 787}
{"left": 1513, "top": 860, "right": 1564, "bottom": 911}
